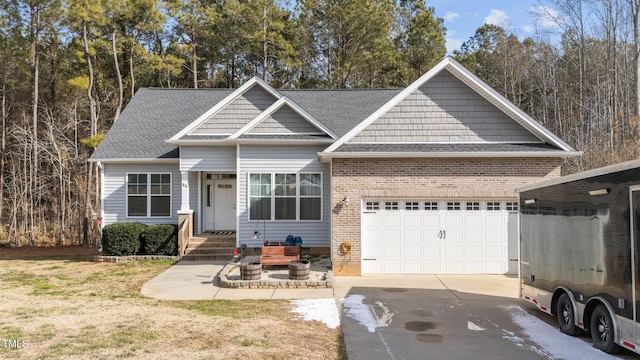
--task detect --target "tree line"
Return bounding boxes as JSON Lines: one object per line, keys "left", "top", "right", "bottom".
{"left": 0, "top": 0, "right": 638, "bottom": 245}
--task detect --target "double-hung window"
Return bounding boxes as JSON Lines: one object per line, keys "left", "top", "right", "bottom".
{"left": 249, "top": 173, "right": 322, "bottom": 221}
{"left": 127, "top": 173, "right": 171, "bottom": 217}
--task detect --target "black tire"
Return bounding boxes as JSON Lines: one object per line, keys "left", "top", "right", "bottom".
{"left": 557, "top": 293, "right": 582, "bottom": 336}
{"left": 590, "top": 304, "right": 621, "bottom": 354}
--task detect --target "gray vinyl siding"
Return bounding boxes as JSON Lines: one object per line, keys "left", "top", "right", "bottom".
{"left": 351, "top": 70, "right": 540, "bottom": 143}
{"left": 189, "top": 86, "right": 277, "bottom": 135}
{"left": 248, "top": 105, "right": 322, "bottom": 134}
{"left": 237, "top": 145, "right": 330, "bottom": 248}
{"left": 102, "top": 163, "right": 181, "bottom": 227}
{"left": 180, "top": 146, "right": 236, "bottom": 171}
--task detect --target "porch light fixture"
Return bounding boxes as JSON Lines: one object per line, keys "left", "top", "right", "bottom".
{"left": 343, "top": 196, "right": 349, "bottom": 208}
{"left": 588, "top": 188, "right": 610, "bottom": 196}
{"left": 524, "top": 199, "right": 536, "bottom": 204}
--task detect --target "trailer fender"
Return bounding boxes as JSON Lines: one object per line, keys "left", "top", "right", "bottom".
{"left": 584, "top": 297, "right": 620, "bottom": 344}
{"left": 552, "top": 287, "right": 582, "bottom": 328}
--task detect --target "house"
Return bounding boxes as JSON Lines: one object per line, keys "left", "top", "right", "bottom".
{"left": 90, "top": 57, "right": 580, "bottom": 276}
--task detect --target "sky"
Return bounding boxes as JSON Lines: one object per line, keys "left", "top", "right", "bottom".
{"left": 426, "top": 0, "right": 562, "bottom": 54}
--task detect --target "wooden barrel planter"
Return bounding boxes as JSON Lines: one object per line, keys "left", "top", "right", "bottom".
{"left": 288, "top": 260, "right": 311, "bottom": 280}
{"left": 240, "top": 262, "right": 262, "bottom": 280}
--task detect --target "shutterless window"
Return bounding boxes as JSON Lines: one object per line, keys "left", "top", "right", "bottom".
{"left": 447, "top": 202, "right": 461, "bottom": 210}
{"left": 249, "top": 173, "right": 271, "bottom": 220}
{"left": 127, "top": 173, "right": 171, "bottom": 217}
{"left": 466, "top": 202, "right": 480, "bottom": 211}
{"left": 487, "top": 202, "right": 501, "bottom": 211}
{"left": 405, "top": 202, "right": 420, "bottom": 210}
{"left": 275, "top": 174, "right": 296, "bottom": 220}
{"left": 385, "top": 202, "right": 399, "bottom": 210}
{"left": 249, "top": 173, "right": 322, "bottom": 221}
{"left": 506, "top": 202, "right": 519, "bottom": 211}
{"left": 365, "top": 201, "right": 380, "bottom": 211}
{"left": 424, "top": 202, "right": 438, "bottom": 210}
{"left": 300, "top": 173, "right": 322, "bottom": 220}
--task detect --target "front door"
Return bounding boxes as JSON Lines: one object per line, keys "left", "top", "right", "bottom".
{"left": 214, "top": 180, "right": 236, "bottom": 230}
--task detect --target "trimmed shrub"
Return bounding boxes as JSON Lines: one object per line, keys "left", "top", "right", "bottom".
{"left": 141, "top": 224, "right": 178, "bottom": 256}
{"left": 101, "top": 222, "right": 147, "bottom": 256}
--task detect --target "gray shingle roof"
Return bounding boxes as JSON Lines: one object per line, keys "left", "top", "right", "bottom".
{"left": 91, "top": 88, "right": 233, "bottom": 160}
{"left": 91, "top": 84, "right": 567, "bottom": 161}
{"left": 91, "top": 87, "right": 401, "bottom": 161}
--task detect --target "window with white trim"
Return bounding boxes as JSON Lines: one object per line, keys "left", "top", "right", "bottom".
{"left": 487, "top": 202, "right": 501, "bottom": 210}
{"left": 365, "top": 201, "right": 380, "bottom": 211}
{"left": 249, "top": 173, "right": 322, "bottom": 221}
{"left": 447, "top": 202, "right": 461, "bottom": 210}
{"left": 299, "top": 174, "right": 322, "bottom": 220}
{"left": 466, "top": 202, "right": 480, "bottom": 211}
{"left": 405, "top": 202, "right": 420, "bottom": 210}
{"left": 385, "top": 201, "right": 399, "bottom": 210}
{"left": 424, "top": 202, "right": 438, "bottom": 210}
{"left": 127, "top": 173, "right": 171, "bottom": 217}
{"left": 249, "top": 174, "right": 271, "bottom": 220}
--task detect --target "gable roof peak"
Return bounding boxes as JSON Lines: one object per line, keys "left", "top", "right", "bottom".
{"left": 322, "top": 57, "right": 577, "bottom": 154}
{"left": 169, "top": 76, "right": 283, "bottom": 141}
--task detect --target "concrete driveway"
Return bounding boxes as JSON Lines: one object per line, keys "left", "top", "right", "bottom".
{"left": 334, "top": 275, "right": 542, "bottom": 359}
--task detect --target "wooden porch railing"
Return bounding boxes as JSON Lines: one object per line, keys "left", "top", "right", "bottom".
{"left": 177, "top": 211, "right": 193, "bottom": 258}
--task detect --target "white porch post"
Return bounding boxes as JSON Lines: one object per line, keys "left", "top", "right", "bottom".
{"left": 177, "top": 171, "right": 194, "bottom": 257}
{"left": 180, "top": 171, "right": 190, "bottom": 211}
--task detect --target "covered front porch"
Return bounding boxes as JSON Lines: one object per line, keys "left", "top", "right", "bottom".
{"left": 177, "top": 171, "right": 238, "bottom": 261}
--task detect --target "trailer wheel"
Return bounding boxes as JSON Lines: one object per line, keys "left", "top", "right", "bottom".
{"left": 556, "top": 293, "right": 582, "bottom": 336}
{"left": 590, "top": 304, "right": 620, "bottom": 354}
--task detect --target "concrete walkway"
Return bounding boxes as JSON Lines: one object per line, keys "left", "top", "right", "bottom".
{"left": 141, "top": 261, "right": 519, "bottom": 301}
{"left": 140, "top": 261, "right": 335, "bottom": 300}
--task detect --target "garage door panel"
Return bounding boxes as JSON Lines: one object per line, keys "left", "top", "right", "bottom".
{"left": 485, "top": 214, "right": 504, "bottom": 227}
{"left": 383, "top": 245, "right": 402, "bottom": 257}
{"left": 464, "top": 230, "right": 483, "bottom": 242}
{"left": 446, "top": 229, "right": 463, "bottom": 242}
{"left": 383, "top": 230, "right": 401, "bottom": 243}
{"left": 446, "top": 261, "right": 464, "bottom": 273}
{"left": 423, "top": 260, "right": 442, "bottom": 273}
{"left": 423, "top": 245, "right": 440, "bottom": 257}
{"left": 423, "top": 214, "right": 442, "bottom": 227}
{"left": 362, "top": 199, "right": 512, "bottom": 275}
{"left": 405, "top": 229, "right": 421, "bottom": 242}
{"left": 465, "top": 260, "right": 483, "bottom": 273}
{"left": 383, "top": 214, "right": 402, "bottom": 227}
{"left": 404, "top": 260, "right": 423, "bottom": 273}
{"left": 445, "top": 245, "right": 463, "bottom": 257}
{"left": 423, "top": 230, "right": 440, "bottom": 242}
{"left": 486, "top": 245, "right": 505, "bottom": 258}
{"left": 445, "top": 215, "right": 463, "bottom": 227}
{"left": 404, "top": 214, "right": 422, "bottom": 227}
{"left": 464, "top": 214, "right": 482, "bottom": 227}
{"left": 465, "top": 245, "right": 482, "bottom": 258}
{"left": 383, "top": 260, "right": 402, "bottom": 273}
{"left": 485, "top": 230, "right": 504, "bottom": 243}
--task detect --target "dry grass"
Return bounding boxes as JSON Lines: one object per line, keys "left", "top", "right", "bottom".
{"left": 0, "top": 247, "right": 346, "bottom": 359}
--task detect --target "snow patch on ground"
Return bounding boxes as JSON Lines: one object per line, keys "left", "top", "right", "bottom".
{"left": 340, "top": 294, "right": 393, "bottom": 333}
{"left": 467, "top": 321, "right": 486, "bottom": 331}
{"left": 502, "top": 305, "right": 617, "bottom": 360}
{"left": 290, "top": 298, "right": 340, "bottom": 329}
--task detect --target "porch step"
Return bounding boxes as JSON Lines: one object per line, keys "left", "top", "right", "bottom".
{"left": 181, "top": 234, "right": 236, "bottom": 261}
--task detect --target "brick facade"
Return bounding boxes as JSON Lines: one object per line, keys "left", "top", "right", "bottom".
{"left": 330, "top": 157, "right": 562, "bottom": 275}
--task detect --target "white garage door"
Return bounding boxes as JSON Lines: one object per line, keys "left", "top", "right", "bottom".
{"left": 361, "top": 200, "right": 518, "bottom": 275}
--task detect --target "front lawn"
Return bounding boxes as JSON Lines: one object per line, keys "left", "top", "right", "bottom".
{"left": 0, "top": 247, "right": 345, "bottom": 359}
